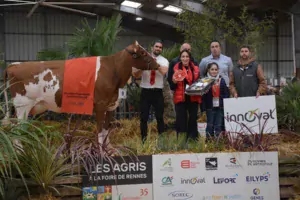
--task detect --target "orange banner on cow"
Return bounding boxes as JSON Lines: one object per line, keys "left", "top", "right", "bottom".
{"left": 61, "top": 57, "right": 98, "bottom": 115}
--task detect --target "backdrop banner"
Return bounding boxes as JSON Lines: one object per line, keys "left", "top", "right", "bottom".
{"left": 82, "top": 152, "right": 280, "bottom": 200}
{"left": 153, "top": 152, "right": 280, "bottom": 200}
{"left": 223, "top": 95, "right": 278, "bottom": 134}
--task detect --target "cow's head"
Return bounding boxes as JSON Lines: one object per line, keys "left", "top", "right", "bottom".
{"left": 125, "top": 41, "right": 160, "bottom": 70}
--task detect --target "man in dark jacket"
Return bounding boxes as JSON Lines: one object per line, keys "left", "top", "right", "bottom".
{"left": 167, "top": 43, "right": 199, "bottom": 91}
{"left": 230, "top": 46, "right": 267, "bottom": 98}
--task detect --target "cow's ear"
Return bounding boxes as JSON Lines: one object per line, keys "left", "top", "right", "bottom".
{"left": 135, "top": 40, "right": 139, "bottom": 46}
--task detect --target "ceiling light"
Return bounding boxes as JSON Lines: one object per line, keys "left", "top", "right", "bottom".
{"left": 156, "top": 4, "right": 164, "bottom": 8}
{"left": 163, "top": 5, "right": 182, "bottom": 13}
{"left": 121, "top": 0, "right": 142, "bottom": 9}
{"left": 136, "top": 17, "right": 143, "bottom": 21}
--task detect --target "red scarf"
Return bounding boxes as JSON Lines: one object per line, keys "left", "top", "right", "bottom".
{"left": 212, "top": 78, "right": 221, "bottom": 97}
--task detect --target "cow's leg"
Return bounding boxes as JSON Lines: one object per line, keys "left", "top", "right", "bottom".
{"left": 95, "top": 105, "right": 108, "bottom": 147}
{"left": 13, "top": 94, "right": 35, "bottom": 120}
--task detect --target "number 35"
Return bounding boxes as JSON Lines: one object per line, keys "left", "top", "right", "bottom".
{"left": 140, "top": 188, "right": 148, "bottom": 196}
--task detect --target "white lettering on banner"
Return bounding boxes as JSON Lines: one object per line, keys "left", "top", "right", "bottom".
{"left": 92, "top": 162, "right": 146, "bottom": 173}
{"left": 152, "top": 152, "right": 280, "bottom": 200}
{"left": 223, "top": 95, "right": 278, "bottom": 134}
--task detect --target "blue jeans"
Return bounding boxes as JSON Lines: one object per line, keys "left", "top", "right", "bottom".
{"left": 206, "top": 107, "right": 224, "bottom": 137}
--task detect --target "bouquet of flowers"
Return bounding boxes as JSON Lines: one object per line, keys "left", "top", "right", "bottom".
{"left": 185, "top": 77, "right": 216, "bottom": 96}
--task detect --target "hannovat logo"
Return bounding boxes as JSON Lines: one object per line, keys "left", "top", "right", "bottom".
{"left": 213, "top": 174, "right": 238, "bottom": 184}
{"left": 246, "top": 172, "right": 270, "bottom": 183}
{"left": 168, "top": 191, "right": 193, "bottom": 200}
{"left": 226, "top": 108, "right": 275, "bottom": 123}
{"left": 92, "top": 162, "right": 146, "bottom": 173}
{"left": 181, "top": 177, "right": 205, "bottom": 184}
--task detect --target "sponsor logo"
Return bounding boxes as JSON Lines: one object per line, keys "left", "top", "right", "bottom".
{"left": 250, "top": 188, "right": 264, "bottom": 200}
{"left": 160, "top": 158, "right": 173, "bottom": 172}
{"left": 226, "top": 108, "right": 275, "bottom": 123}
{"left": 248, "top": 160, "right": 273, "bottom": 166}
{"left": 246, "top": 172, "right": 270, "bottom": 183}
{"left": 161, "top": 176, "right": 173, "bottom": 186}
{"left": 205, "top": 157, "right": 218, "bottom": 170}
{"left": 202, "top": 194, "right": 242, "bottom": 200}
{"left": 213, "top": 174, "right": 238, "bottom": 184}
{"left": 181, "top": 177, "right": 205, "bottom": 184}
{"left": 225, "top": 157, "right": 242, "bottom": 169}
{"left": 168, "top": 191, "right": 193, "bottom": 200}
{"left": 92, "top": 162, "right": 146, "bottom": 173}
{"left": 181, "top": 160, "right": 200, "bottom": 169}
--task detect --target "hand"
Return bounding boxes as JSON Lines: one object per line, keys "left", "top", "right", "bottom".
{"left": 172, "top": 77, "right": 177, "bottom": 84}
{"left": 234, "top": 93, "right": 238, "bottom": 98}
{"left": 256, "top": 92, "right": 260, "bottom": 98}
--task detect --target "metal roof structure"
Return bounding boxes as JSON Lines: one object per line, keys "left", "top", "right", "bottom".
{"left": 0, "top": 0, "right": 299, "bottom": 42}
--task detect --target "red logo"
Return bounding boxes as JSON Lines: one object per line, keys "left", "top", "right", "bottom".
{"left": 181, "top": 160, "right": 200, "bottom": 169}
{"left": 181, "top": 160, "right": 191, "bottom": 168}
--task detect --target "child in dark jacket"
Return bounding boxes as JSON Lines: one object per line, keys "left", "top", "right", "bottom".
{"left": 203, "top": 62, "right": 229, "bottom": 138}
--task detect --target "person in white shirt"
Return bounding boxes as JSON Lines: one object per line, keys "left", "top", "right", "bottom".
{"left": 132, "top": 40, "right": 169, "bottom": 142}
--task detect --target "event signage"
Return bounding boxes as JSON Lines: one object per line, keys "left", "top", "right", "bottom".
{"left": 152, "top": 152, "right": 280, "bottom": 200}
{"left": 223, "top": 95, "right": 278, "bottom": 134}
{"left": 82, "top": 152, "right": 280, "bottom": 200}
{"left": 82, "top": 155, "right": 153, "bottom": 200}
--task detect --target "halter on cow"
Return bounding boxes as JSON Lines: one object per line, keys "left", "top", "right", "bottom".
{"left": 3, "top": 40, "right": 160, "bottom": 146}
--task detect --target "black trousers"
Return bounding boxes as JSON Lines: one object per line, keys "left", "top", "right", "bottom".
{"left": 140, "top": 88, "right": 164, "bottom": 141}
{"left": 175, "top": 96, "right": 198, "bottom": 140}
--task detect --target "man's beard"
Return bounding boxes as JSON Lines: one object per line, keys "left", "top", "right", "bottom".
{"left": 153, "top": 51, "right": 161, "bottom": 56}
{"left": 241, "top": 55, "right": 249, "bottom": 60}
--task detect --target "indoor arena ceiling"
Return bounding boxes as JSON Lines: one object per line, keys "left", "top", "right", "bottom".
{"left": 0, "top": 0, "right": 299, "bottom": 42}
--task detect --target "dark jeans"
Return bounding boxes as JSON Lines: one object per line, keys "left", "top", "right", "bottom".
{"left": 140, "top": 88, "right": 164, "bottom": 142}
{"left": 175, "top": 96, "right": 198, "bottom": 140}
{"left": 206, "top": 107, "right": 224, "bottom": 137}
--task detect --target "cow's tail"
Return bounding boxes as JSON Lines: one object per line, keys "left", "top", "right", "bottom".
{"left": 2, "top": 68, "right": 10, "bottom": 119}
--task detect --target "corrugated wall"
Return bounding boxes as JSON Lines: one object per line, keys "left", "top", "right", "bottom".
{"left": 225, "top": 15, "right": 294, "bottom": 81}
{"left": 3, "top": 10, "right": 163, "bottom": 63}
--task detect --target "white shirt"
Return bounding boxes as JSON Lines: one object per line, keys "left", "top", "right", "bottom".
{"left": 140, "top": 55, "right": 169, "bottom": 89}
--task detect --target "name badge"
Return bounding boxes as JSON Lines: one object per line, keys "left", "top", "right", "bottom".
{"left": 213, "top": 97, "right": 219, "bottom": 107}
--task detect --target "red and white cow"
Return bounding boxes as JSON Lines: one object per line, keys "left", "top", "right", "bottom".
{"left": 3, "top": 41, "right": 160, "bottom": 145}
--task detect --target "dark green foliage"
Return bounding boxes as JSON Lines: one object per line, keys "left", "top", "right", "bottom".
{"left": 276, "top": 82, "right": 300, "bottom": 132}
{"left": 176, "top": 0, "right": 275, "bottom": 59}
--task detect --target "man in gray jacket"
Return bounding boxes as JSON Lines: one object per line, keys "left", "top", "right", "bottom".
{"left": 230, "top": 46, "right": 267, "bottom": 98}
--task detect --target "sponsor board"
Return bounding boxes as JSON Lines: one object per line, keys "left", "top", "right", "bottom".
{"left": 224, "top": 96, "right": 278, "bottom": 134}
{"left": 153, "top": 152, "right": 279, "bottom": 200}
{"left": 83, "top": 152, "right": 279, "bottom": 200}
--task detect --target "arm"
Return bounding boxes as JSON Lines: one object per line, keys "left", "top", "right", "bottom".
{"left": 167, "top": 60, "right": 177, "bottom": 91}
{"left": 199, "top": 58, "right": 206, "bottom": 78}
{"left": 256, "top": 64, "right": 267, "bottom": 96}
{"left": 228, "top": 57, "right": 234, "bottom": 77}
{"left": 158, "top": 59, "right": 169, "bottom": 76}
{"left": 220, "top": 78, "right": 229, "bottom": 99}
{"left": 229, "top": 71, "right": 238, "bottom": 98}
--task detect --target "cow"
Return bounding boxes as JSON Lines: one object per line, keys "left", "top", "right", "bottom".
{"left": 3, "top": 40, "right": 160, "bottom": 146}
